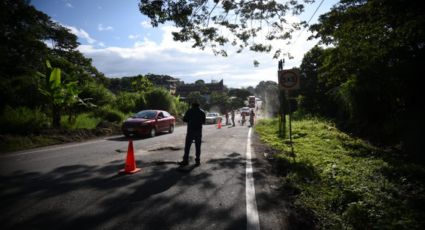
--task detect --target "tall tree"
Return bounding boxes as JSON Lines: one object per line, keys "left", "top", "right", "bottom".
{"left": 0, "top": 0, "right": 108, "bottom": 113}
{"left": 298, "top": 46, "right": 334, "bottom": 116}
{"left": 0, "top": 0, "right": 50, "bottom": 77}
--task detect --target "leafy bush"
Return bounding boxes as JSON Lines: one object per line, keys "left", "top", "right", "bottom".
{"left": 134, "top": 93, "right": 147, "bottom": 112}
{"left": 92, "top": 106, "right": 125, "bottom": 123}
{"left": 115, "top": 92, "right": 145, "bottom": 113}
{"left": 61, "top": 113, "right": 102, "bottom": 129}
{"left": 0, "top": 106, "right": 49, "bottom": 134}
{"left": 115, "top": 92, "right": 135, "bottom": 113}
{"left": 172, "top": 96, "right": 189, "bottom": 118}
{"left": 79, "top": 81, "right": 116, "bottom": 108}
{"left": 145, "top": 88, "right": 173, "bottom": 111}
{"left": 114, "top": 87, "right": 188, "bottom": 117}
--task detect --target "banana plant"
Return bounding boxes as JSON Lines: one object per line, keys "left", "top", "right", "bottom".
{"left": 36, "top": 60, "right": 82, "bottom": 127}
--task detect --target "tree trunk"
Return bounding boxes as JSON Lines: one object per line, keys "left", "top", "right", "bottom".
{"left": 52, "top": 105, "right": 61, "bottom": 128}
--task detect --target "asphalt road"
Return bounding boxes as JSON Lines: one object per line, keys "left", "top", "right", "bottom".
{"left": 0, "top": 115, "right": 284, "bottom": 230}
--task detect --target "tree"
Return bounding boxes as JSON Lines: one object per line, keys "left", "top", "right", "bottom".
{"left": 229, "top": 97, "right": 244, "bottom": 110}
{"left": 0, "top": 0, "right": 107, "bottom": 113}
{"left": 228, "top": 88, "right": 251, "bottom": 102}
{"left": 310, "top": 0, "right": 425, "bottom": 161}
{"left": 255, "top": 81, "right": 276, "bottom": 100}
{"left": 132, "top": 75, "right": 154, "bottom": 92}
{"left": 298, "top": 46, "right": 334, "bottom": 116}
{"left": 139, "top": 0, "right": 314, "bottom": 58}
{"left": 209, "top": 92, "right": 230, "bottom": 113}
{"left": 0, "top": 0, "right": 51, "bottom": 78}
{"left": 145, "top": 88, "right": 174, "bottom": 111}
{"left": 186, "top": 91, "right": 207, "bottom": 108}
{"left": 195, "top": 79, "right": 205, "bottom": 85}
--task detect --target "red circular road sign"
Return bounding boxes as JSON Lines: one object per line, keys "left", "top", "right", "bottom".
{"left": 278, "top": 69, "right": 300, "bottom": 90}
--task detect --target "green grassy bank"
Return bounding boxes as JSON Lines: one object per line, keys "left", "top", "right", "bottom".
{"left": 255, "top": 117, "right": 425, "bottom": 229}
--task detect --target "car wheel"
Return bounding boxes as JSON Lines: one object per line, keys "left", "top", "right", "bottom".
{"left": 169, "top": 125, "right": 174, "bottom": 133}
{"left": 149, "top": 128, "right": 156, "bottom": 137}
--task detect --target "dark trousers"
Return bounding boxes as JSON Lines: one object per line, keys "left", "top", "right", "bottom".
{"left": 183, "top": 130, "right": 202, "bottom": 162}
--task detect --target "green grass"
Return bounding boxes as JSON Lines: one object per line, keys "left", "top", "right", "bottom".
{"left": 255, "top": 117, "right": 425, "bottom": 229}
{"left": 61, "top": 113, "right": 102, "bottom": 129}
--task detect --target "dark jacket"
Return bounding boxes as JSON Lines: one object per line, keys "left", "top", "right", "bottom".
{"left": 183, "top": 107, "right": 206, "bottom": 131}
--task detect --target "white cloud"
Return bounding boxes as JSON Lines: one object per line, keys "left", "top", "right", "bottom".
{"left": 140, "top": 20, "right": 151, "bottom": 29}
{"left": 98, "top": 24, "right": 114, "bottom": 31}
{"left": 64, "top": 25, "right": 96, "bottom": 44}
{"left": 77, "top": 23, "right": 320, "bottom": 88}
{"left": 65, "top": 2, "right": 73, "bottom": 8}
{"left": 128, "top": 34, "right": 141, "bottom": 40}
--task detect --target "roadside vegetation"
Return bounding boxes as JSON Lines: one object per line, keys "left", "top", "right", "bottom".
{"left": 255, "top": 117, "right": 425, "bottom": 229}
{"left": 0, "top": 1, "right": 261, "bottom": 153}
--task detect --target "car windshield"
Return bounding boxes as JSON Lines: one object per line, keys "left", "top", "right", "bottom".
{"left": 133, "top": 110, "right": 157, "bottom": 119}
{"left": 207, "top": 113, "right": 217, "bottom": 117}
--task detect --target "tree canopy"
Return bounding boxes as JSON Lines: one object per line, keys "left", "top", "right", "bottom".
{"left": 299, "top": 0, "right": 425, "bottom": 161}
{"left": 139, "top": 0, "right": 315, "bottom": 58}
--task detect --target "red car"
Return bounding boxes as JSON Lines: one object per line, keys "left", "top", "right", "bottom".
{"left": 122, "top": 110, "right": 175, "bottom": 137}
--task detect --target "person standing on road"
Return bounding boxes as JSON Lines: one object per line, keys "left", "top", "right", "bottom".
{"left": 249, "top": 109, "right": 255, "bottom": 127}
{"left": 225, "top": 112, "right": 229, "bottom": 125}
{"left": 241, "top": 112, "right": 246, "bottom": 126}
{"left": 180, "top": 101, "right": 206, "bottom": 166}
{"left": 231, "top": 110, "right": 235, "bottom": 127}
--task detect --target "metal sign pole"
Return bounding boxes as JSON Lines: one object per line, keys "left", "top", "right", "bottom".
{"left": 287, "top": 90, "right": 292, "bottom": 142}
{"left": 286, "top": 90, "right": 294, "bottom": 158}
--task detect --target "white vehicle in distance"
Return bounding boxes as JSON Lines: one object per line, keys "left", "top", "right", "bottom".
{"left": 205, "top": 112, "right": 222, "bottom": 124}
{"left": 240, "top": 107, "right": 250, "bottom": 116}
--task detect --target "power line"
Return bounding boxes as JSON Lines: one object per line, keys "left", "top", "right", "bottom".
{"left": 290, "top": 0, "right": 326, "bottom": 49}
{"left": 307, "top": 0, "right": 326, "bottom": 26}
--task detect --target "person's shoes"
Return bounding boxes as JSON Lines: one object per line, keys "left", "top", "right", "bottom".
{"left": 195, "top": 161, "right": 201, "bottom": 166}
{"left": 178, "top": 161, "right": 189, "bottom": 166}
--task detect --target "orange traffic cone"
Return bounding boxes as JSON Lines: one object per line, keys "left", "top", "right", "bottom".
{"left": 217, "top": 118, "right": 222, "bottom": 129}
{"left": 119, "top": 139, "right": 141, "bottom": 174}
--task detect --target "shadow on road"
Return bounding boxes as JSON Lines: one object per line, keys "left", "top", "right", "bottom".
{"left": 0, "top": 152, "right": 249, "bottom": 230}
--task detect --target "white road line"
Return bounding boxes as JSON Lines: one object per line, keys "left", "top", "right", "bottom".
{"left": 246, "top": 128, "right": 260, "bottom": 230}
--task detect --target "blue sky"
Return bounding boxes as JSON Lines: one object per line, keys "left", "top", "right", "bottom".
{"left": 31, "top": 0, "right": 339, "bottom": 88}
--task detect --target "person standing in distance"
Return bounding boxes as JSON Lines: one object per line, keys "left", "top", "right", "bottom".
{"left": 180, "top": 101, "right": 206, "bottom": 166}
{"left": 231, "top": 110, "right": 235, "bottom": 127}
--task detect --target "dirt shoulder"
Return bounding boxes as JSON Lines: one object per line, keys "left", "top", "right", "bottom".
{"left": 251, "top": 130, "right": 317, "bottom": 230}
{"left": 0, "top": 121, "right": 122, "bottom": 154}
